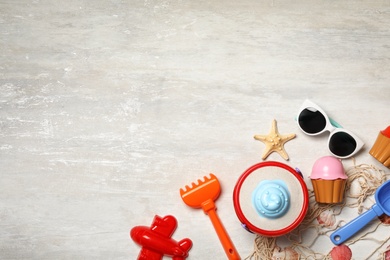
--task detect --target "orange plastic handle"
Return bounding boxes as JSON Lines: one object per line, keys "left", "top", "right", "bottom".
{"left": 202, "top": 200, "right": 241, "bottom": 260}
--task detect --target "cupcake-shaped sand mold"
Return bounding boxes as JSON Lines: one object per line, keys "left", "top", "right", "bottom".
{"left": 310, "top": 156, "right": 347, "bottom": 204}
{"left": 369, "top": 126, "right": 390, "bottom": 168}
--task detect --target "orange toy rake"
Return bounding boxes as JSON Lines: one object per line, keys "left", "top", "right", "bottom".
{"left": 180, "top": 174, "right": 241, "bottom": 260}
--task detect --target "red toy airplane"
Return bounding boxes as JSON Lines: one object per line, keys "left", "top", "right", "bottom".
{"left": 130, "top": 215, "right": 192, "bottom": 260}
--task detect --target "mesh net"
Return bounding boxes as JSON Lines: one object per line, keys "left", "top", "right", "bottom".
{"left": 246, "top": 162, "right": 390, "bottom": 260}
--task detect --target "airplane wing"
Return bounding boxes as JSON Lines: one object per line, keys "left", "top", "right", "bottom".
{"left": 137, "top": 247, "right": 163, "bottom": 260}
{"left": 150, "top": 215, "right": 177, "bottom": 237}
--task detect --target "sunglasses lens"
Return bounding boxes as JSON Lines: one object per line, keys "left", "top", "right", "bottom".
{"left": 329, "top": 132, "right": 357, "bottom": 157}
{"left": 298, "top": 108, "right": 327, "bottom": 134}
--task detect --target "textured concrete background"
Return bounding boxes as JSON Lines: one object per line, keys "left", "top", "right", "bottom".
{"left": 1, "top": 0, "right": 389, "bottom": 259}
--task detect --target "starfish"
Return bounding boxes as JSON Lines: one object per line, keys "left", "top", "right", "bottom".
{"left": 254, "top": 119, "right": 296, "bottom": 161}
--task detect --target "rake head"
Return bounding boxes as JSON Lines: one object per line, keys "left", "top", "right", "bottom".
{"left": 180, "top": 174, "right": 221, "bottom": 209}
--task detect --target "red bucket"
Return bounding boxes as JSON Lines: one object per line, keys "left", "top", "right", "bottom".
{"left": 233, "top": 161, "right": 309, "bottom": 237}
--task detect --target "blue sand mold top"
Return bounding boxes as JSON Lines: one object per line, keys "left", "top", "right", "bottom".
{"left": 252, "top": 180, "right": 290, "bottom": 219}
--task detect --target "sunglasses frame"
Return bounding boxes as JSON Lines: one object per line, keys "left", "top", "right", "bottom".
{"left": 297, "top": 99, "right": 364, "bottom": 159}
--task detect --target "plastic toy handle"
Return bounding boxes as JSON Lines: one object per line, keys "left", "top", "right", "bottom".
{"left": 330, "top": 204, "right": 383, "bottom": 245}
{"left": 207, "top": 208, "right": 241, "bottom": 260}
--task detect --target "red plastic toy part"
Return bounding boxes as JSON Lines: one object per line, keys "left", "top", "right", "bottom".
{"left": 381, "top": 126, "right": 390, "bottom": 138}
{"left": 130, "top": 215, "right": 192, "bottom": 260}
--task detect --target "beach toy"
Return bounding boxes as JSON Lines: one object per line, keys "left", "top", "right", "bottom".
{"left": 310, "top": 156, "right": 347, "bottom": 204}
{"left": 233, "top": 161, "right": 309, "bottom": 237}
{"left": 369, "top": 126, "right": 390, "bottom": 168}
{"left": 330, "top": 179, "right": 390, "bottom": 245}
{"left": 180, "top": 174, "right": 241, "bottom": 260}
{"left": 130, "top": 215, "right": 192, "bottom": 260}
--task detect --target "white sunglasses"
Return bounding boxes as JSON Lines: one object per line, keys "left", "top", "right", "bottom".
{"left": 296, "top": 100, "right": 364, "bottom": 159}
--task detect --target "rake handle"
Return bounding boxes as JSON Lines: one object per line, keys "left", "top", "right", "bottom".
{"left": 202, "top": 200, "right": 241, "bottom": 260}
